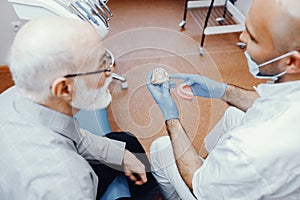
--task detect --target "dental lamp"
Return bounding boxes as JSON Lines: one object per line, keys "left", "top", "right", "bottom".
{"left": 8, "top": 0, "right": 128, "bottom": 89}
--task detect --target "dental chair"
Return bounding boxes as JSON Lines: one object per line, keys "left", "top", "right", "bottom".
{"left": 8, "top": 0, "right": 130, "bottom": 199}
{"left": 75, "top": 109, "right": 131, "bottom": 200}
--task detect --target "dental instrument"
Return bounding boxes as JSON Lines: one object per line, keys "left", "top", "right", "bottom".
{"left": 99, "top": 0, "right": 113, "bottom": 17}
{"left": 74, "top": 1, "right": 99, "bottom": 26}
{"left": 91, "top": 0, "right": 110, "bottom": 21}
{"left": 86, "top": 0, "right": 109, "bottom": 23}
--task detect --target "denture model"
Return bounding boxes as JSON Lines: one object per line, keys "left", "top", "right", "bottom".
{"left": 151, "top": 68, "right": 169, "bottom": 85}
{"left": 176, "top": 83, "right": 193, "bottom": 100}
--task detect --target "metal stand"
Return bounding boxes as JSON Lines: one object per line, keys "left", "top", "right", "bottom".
{"left": 199, "top": 0, "right": 215, "bottom": 55}
{"left": 179, "top": 0, "right": 246, "bottom": 55}
{"left": 178, "top": 0, "right": 189, "bottom": 28}
{"left": 215, "top": 0, "right": 228, "bottom": 24}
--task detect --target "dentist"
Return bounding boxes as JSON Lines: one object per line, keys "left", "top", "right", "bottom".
{"left": 147, "top": 0, "right": 300, "bottom": 199}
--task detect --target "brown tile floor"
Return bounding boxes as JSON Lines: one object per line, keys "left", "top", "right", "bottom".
{"left": 103, "top": 0, "right": 263, "bottom": 154}
{"left": 0, "top": 66, "right": 14, "bottom": 93}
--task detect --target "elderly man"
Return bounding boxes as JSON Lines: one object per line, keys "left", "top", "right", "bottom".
{"left": 0, "top": 17, "right": 161, "bottom": 199}
{"left": 147, "top": 0, "right": 300, "bottom": 199}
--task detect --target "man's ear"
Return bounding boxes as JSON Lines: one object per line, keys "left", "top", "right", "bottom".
{"left": 286, "top": 51, "right": 300, "bottom": 74}
{"left": 51, "top": 77, "right": 74, "bottom": 101}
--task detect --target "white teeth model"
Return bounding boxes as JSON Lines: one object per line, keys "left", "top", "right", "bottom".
{"left": 151, "top": 68, "right": 169, "bottom": 85}
{"left": 176, "top": 83, "right": 193, "bottom": 100}
{"left": 179, "top": 83, "right": 193, "bottom": 96}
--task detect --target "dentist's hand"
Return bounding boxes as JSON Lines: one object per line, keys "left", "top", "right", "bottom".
{"left": 147, "top": 73, "right": 179, "bottom": 121}
{"left": 170, "top": 74, "right": 227, "bottom": 98}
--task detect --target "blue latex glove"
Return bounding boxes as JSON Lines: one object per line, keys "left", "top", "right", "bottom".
{"left": 146, "top": 73, "right": 179, "bottom": 121}
{"left": 169, "top": 74, "right": 227, "bottom": 98}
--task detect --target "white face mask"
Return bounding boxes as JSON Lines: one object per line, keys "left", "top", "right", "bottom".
{"left": 244, "top": 51, "right": 296, "bottom": 82}
{"left": 71, "top": 76, "right": 113, "bottom": 110}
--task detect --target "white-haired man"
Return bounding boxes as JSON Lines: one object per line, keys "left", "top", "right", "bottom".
{"left": 147, "top": 0, "right": 300, "bottom": 199}
{"left": 0, "top": 17, "right": 161, "bottom": 199}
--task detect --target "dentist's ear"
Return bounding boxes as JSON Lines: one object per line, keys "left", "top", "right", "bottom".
{"left": 286, "top": 51, "right": 300, "bottom": 74}
{"left": 51, "top": 77, "right": 74, "bottom": 101}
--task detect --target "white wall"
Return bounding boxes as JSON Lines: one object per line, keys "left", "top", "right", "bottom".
{"left": 0, "top": 1, "right": 26, "bottom": 65}
{"left": 236, "top": 0, "right": 252, "bottom": 17}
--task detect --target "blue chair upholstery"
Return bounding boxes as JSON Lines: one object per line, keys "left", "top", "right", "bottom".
{"left": 100, "top": 174, "right": 131, "bottom": 200}
{"left": 75, "top": 109, "right": 111, "bottom": 136}
{"left": 75, "top": 108, "right": 131, "bottom": 200}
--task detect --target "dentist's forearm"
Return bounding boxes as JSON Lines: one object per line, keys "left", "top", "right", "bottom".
{"left": 166, "top": 119, "right": 202, "bottom": 190}
{"left": 221, "top": 84, "right": 259, "bottom": 112}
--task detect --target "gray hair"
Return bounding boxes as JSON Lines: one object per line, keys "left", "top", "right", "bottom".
{"left": 8, "top": 18, "right": 91, "bottom": 103}
{"left": 9, "top": 45, "right": 76, "bottom": 102}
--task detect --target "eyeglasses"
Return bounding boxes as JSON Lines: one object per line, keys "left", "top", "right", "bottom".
{"left": 64, "top": 49, "right": 114, "bottom": 78}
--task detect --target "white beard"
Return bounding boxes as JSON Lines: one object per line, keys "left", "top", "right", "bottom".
{"left": 71, "top": 76, "right": 112, "bottom": 110}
